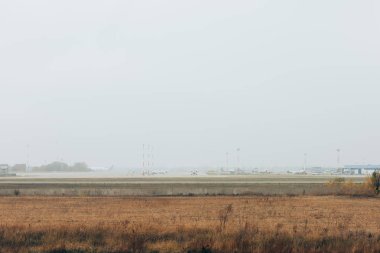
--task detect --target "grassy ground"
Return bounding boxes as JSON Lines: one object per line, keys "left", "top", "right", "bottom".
{"left": 0, "top": 196, "right": 379, "bottom": 252}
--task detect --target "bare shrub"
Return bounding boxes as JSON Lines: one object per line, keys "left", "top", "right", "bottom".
{"left": 218, "top": 203, "right": 233, "bottom": 231}
{"left": 371, "top": 172, "right": 380, "bottom": 194}
{"left": 327, "top": 177, "right": 375, "bottom": 196}
{"left": 14, "top": 189, "right": 20, "bottom": 196}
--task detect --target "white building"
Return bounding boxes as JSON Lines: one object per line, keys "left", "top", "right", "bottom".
{"left": 0, "top": 164, "right": 9, "bottom": 175}
{"left": 344, "top": 165, "right": 380, "bottom": 175}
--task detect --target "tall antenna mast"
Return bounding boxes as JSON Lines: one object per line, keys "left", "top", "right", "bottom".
{"left": 225, "top": 152, "right": 229, "bottom": 171}
{"left": 336, "top": 149, "right": 341, "bottom": 173}
{"left": 151, "top": 145, "right": 154, "bottom": 170}
{"left": 147, "top": 144, "right": 150, "bottom": 170}
{"left": 236, "top": 148, "right": 240, "bottom": 172}
{"left": 26, "top": 144, "right": 30, "bottom": 173}
{"left": 142, "top": 144, "right": 145, "bottom": 175}
{"left": 303, "top": 153, "right": 307, "bottom": 171}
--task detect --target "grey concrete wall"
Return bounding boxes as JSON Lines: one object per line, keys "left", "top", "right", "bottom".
{"left": 0, "top": 183, "right": 336, "bottom": 196}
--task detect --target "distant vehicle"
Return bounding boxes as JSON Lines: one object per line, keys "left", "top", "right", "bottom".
{"left": 90, "top": 166, "right": 113, "bottom": 172}
{"left": 206, "top": 170, "right": 219, "bottom": 175}
{"left": 150, "top": 170, "right": 168, "bottom": 175}
{"left": 289, "top": 169, "right": 307, "bottom": 175}
{"left": 220, "top": 169, "right": 236, "bottom": 175}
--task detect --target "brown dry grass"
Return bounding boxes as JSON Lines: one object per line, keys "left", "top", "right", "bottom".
{"left": 0, "top": 196, "right": 379, "bottom": 252}
{"left": 326, "top": 177, "right": 375, "bottom": 196}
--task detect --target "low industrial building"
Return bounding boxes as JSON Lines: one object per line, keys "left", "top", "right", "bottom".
{"left": 0, "top": 164, "right": 10, "bottom": 175}
{"left": 344, "top": 165, "right": 380, "bottom": 175}
{"left": 0, "top": 164, "right": 18, "bottom": 176}
{"left": 11, "top": 164, "right": 27, "bottom": 173}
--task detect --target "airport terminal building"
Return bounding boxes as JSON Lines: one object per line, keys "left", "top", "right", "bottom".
{"left": 344, "top": 165, "right": 380, "bottom": 175}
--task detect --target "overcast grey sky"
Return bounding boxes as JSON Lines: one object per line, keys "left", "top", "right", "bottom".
{"left": 1, "top": 0, "right": 380, "bottom": 168}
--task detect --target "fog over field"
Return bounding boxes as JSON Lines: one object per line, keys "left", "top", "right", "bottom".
{"left": 1, "top": 1, "right": 380, "bottom": 169}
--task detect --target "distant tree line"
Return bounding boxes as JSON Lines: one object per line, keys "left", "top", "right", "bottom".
{"left": 32, "top": 162, "right": 90, "bottom": 172}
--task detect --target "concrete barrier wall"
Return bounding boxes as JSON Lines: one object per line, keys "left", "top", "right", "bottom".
{"left": 0, "top": 183, "right": 336, "bottom": 196}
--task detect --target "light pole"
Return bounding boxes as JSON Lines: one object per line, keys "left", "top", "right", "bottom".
{"left": 303, "top": 153, "right": 307, "bottom": 171}
{"left": 336, "top": 149, "right": 341, "bottom": 173}
{"left": 236, "top": 148, "right": 241, "bottom": 172}
{"left": 225, "top": 152, "right": 229, "bottom": 171}
{"left": 142, "top": 144, "right": 145, "bottom": 175}
{"left": 26, "top": 144, "right": 30, "bottom": 173}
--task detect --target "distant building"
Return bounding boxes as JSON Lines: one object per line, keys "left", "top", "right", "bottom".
{"left": 344, "top": 165, "right": 380, "bottom": 175}
{"left": 0, "top": 164, "right": 9, "bottom": 175}
{"left": 307, "top": 167, "right": 324, "bottom": 175}
{"left": 12, "top": 164, "right": 27, "bottom": 173}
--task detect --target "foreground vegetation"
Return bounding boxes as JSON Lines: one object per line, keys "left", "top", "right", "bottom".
{"left": 0, "top": 223, "right": 379, "bottom": 253}
{"left": 326, "top": 172, "right": 380, "bottom": 196}
{"left": 0, "top": 196, "right": 380, "bottom": 252}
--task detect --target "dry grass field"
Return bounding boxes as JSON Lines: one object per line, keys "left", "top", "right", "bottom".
{"left": 0, "top": 196, "right": 379, "bottom": 252}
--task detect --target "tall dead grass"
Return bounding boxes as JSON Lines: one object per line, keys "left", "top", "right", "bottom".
{"left": 0, "top": 196, "right": 379, "bottom": 252}
{"left": 326, "top": 177, "right": 375, "bottom": 196}
{"left": 0, "top": 223, "right": 379, "bottom": 253}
